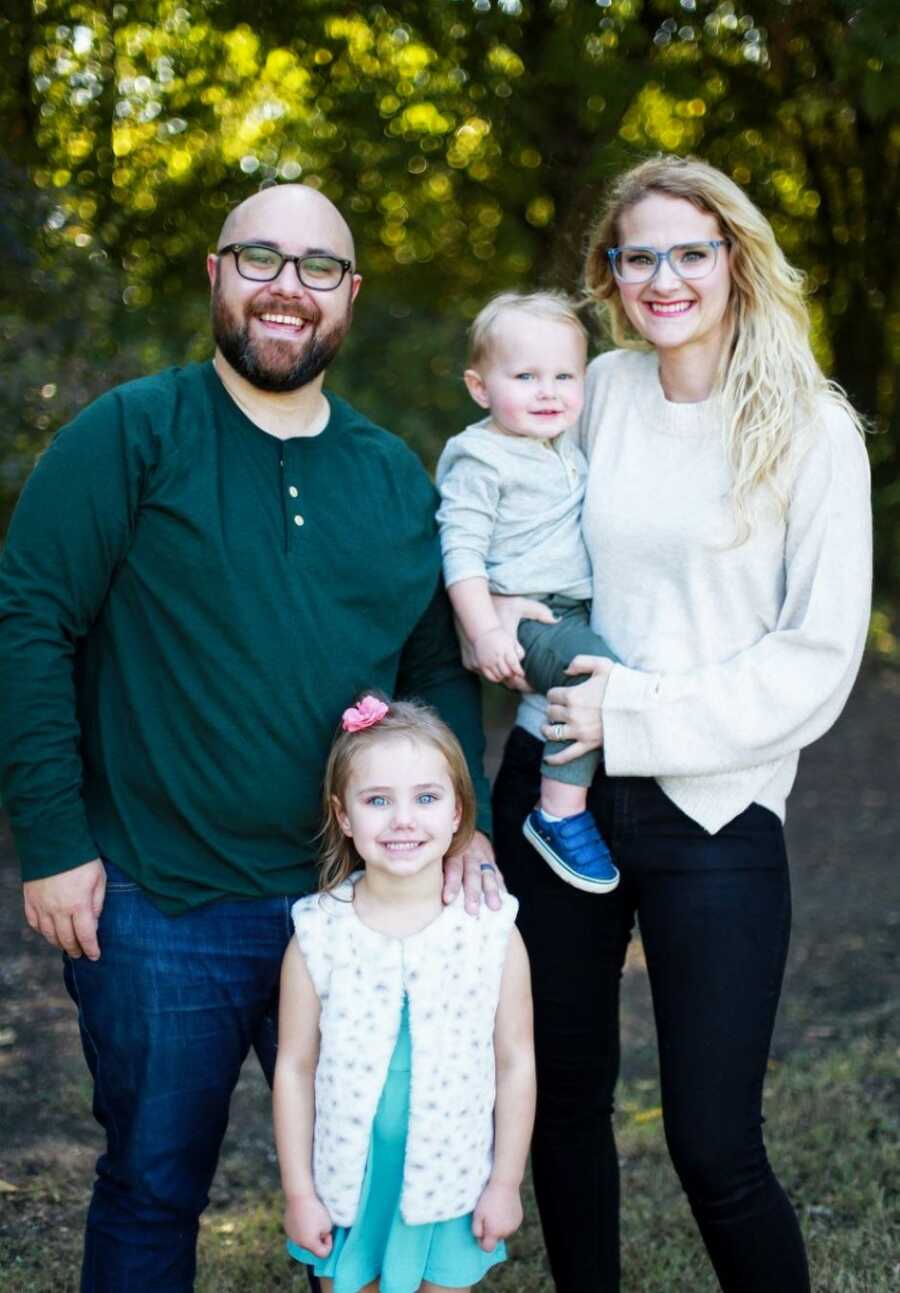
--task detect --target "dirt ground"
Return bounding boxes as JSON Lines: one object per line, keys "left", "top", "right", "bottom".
{"left": 1, "top": 664, "right": 898, "bottom": 1268}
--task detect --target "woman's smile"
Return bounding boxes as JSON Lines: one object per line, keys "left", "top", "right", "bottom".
{"left": 643, "top": 300, "right": 695, "bottom": 317}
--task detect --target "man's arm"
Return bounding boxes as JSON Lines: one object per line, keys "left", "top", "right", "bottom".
{"left": 0, "top": 389, "right": 145, "bottom": 954}
{"left": 395, "top": 576, "right": 503, "bottom": 911}
{"left": 396, "top": 576, "right": 492, "bottom": 836}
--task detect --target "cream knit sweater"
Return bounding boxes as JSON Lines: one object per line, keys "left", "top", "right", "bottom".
{"left": 517, "top": 348, "right": 872, "bottom": 834}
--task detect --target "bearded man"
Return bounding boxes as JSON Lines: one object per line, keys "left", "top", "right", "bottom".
{"left": 0, "top": 185, "right": 499, "bottom": 1292}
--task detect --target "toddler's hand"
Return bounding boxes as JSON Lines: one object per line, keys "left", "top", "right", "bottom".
{"left": 472, "top": 626, "right": 525, "bottom": 685}
{"left": 284, "top": 1191, "right": 334, "bottom": 1258}
{"left": 472, "top": 1180, "right": 523, "bottom": 1252}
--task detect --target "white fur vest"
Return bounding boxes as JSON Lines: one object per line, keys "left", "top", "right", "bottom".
{"left": 291, "top": 875, "right": 518, "bottom": 1226}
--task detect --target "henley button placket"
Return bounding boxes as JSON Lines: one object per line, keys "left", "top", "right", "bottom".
{"left": 281, "top": 441, "right": 309, "bottom": 551}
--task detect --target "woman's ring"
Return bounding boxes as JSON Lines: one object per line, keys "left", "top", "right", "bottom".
{"left": 552, "top": 723, "right": 565, "bottom": 740}
{"left": 479, "top": 862, "right": 496, "bottom": 873}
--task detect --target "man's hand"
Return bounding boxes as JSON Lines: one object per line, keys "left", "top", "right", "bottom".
{"left": 472, "top": 1180, "right": 523, "bottom": 1252}
{"left": 283, "top": 1191, "right": 333, "bottom": 1258}
{"left": 23, "top": 859, "right": 107, "bottom": 961}
{"left": 443, "top": 830, "right": 504, "bottom": 915}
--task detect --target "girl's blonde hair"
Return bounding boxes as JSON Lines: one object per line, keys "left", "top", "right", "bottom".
{"left": 319, "top": 695, "right": 477, "bottom": 892}
{"left": 584, "top": 154, "right": 864, "bottom": 539}
{"left": 468, "top": 289, "right": 588, "bottom": 368}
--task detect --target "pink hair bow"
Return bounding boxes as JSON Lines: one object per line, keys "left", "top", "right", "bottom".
{"left": 341, "top": 695, "right": 389, "bottom": 732}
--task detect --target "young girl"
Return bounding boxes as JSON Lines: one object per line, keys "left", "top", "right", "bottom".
{"left": 273, "top": 694, "right": 535, "bottom": 1293}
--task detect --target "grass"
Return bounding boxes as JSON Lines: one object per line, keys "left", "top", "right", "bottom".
{"left": 2, "top": 1034, "right": 895, "bottom": 1292}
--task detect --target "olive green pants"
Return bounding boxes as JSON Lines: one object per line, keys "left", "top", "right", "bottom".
{"left": 517, "top": 594, "right": 616, "bottom": 787}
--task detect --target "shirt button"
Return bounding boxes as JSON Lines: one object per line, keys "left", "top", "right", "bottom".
{"left": 293, "top": 514, "right": 304, "bottom": 526}
{"left": 288, "top": 485, "right": 298, "bottom": 498}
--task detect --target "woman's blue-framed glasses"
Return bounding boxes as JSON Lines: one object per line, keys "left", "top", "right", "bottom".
{"left": 607, "top": 240, "right": 729, "bottom": 284}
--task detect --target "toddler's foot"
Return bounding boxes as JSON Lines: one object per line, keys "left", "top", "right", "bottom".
{"left": 522, "top": 808, "right": 620, "bottom": 894}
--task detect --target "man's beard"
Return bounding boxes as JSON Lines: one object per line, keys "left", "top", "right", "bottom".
{"left": 211, "top": 280, "right": 351, "bottom": 393}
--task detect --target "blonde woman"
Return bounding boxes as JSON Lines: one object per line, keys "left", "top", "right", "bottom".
{"left": 490, "top": 156, "right": 872, "bottom": 1291}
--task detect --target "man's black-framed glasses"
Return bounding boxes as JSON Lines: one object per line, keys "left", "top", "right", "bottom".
{"left": 607, "top": 240, "right": 729, "bottom": 284}
{"left": 218, "top": 243, "right": 354, "bottom": 291}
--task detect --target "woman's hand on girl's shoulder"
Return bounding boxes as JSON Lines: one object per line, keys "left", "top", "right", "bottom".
{"left": 284, "top": 1190, "right": 333, "bottom": 1258}
{"left": 472, "top": 1180, "right": 524, "bottom": 1252}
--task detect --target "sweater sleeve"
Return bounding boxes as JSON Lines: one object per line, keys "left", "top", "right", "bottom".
{"left": 435, "top": 439, "right": 501, "bottom": 589}
{"left": 601, "top": 409, "right": 872, "bottom": 778}
{"left": 395, "top": 577, "right": 492, "bottom": 838}
{"left": 0, "top": 390, "right": 149, "bottom": 879}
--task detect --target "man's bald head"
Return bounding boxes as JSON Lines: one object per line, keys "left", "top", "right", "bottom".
{"left": 217, "top": 184, "right": 355, "bottom": 263}
{"left": 209, "top": 183, "right": 360, "bottom": 394}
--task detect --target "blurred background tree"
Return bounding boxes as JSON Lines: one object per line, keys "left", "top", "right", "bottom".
{"left": 1, "top": 0, "right": 898, "bottom": 602}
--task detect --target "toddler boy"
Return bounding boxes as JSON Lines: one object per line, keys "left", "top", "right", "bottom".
{"left": 436, "top": 291, "right": 618, "bottom": 894}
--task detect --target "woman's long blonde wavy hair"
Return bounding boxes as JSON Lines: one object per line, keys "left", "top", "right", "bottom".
{"left": 585, "top": 155, "right": 864, "bottom": 540}
{"left": 318, "top": 695, "right": 477, "bottom": 893}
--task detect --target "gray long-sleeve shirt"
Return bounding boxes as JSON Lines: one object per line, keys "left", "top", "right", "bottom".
{"left": 435, "top": 420, "right": 592, "bottom": 599}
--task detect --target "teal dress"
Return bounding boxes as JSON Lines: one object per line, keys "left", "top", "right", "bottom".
{"left": 288, "top": 999, "right": 506, "bottom": 1292}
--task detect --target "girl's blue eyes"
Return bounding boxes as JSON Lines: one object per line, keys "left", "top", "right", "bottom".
{"left": 514, "top": 372, "right": 574, "bottom": 381}
{"left": 365, "top": 793, "right": 438, "bottom": 806}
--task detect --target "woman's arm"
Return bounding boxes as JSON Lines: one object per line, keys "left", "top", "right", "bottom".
{"left": 472, "top": 928, "right": 536, "bottom": 1253}
{"left": 272, "top": 939, "right": 332, "bottom": 1258}
{"left": 547, "top": 418, "right": 872, "bottom": 778}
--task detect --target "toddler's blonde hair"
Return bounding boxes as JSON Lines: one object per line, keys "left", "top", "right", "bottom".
{"left": 468, "top": 290, "right": 588, "bottom": 369}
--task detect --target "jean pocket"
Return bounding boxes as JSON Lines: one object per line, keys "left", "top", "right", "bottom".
{"left": 101, "top": 859, "right": 141, "bottom": 893}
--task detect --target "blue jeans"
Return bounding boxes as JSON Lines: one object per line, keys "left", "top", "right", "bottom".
{"left": 493, "top": 727, "right": 810, "bottom": 1293}
{"left": 64, "top": 861, "right": 315, "bottom": 1293}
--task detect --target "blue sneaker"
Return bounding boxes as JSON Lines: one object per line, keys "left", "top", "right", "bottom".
{"left": 522, "top": 809, "right": 620, "bottom": 894}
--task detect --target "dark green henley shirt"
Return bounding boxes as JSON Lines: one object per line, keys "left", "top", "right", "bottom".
{"left": 0, "top": 362, "right": 490, "bottom": 914}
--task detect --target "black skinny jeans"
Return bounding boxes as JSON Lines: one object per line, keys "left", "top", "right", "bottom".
{"left": 493, "top": 727, "right": 810, "bottom": 1293}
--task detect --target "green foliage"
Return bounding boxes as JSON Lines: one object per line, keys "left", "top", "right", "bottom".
{"left": 1, "top": 0, "right": 898, "bottom": 582}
